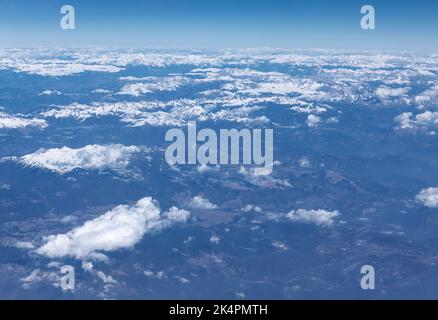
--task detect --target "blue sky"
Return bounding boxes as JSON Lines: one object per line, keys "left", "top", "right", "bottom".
{"left": 0, "top": 0, "right": 437, "bottom": 51}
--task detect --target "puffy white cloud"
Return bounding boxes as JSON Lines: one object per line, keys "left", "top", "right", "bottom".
{"left": 164, "top": 206, "right": 192, "bottom": 223}
{"left": 285, "top": 209, "right": 340, "bottom": 227}
{"left": 394, "top": 112, "right": 414, "bottom": 129}
{"left": 189, "top": 195, "right": 218, "bottom": 209}
{"left": 395, "top": 111, "right": 438, "bottom": 130}
{"left": 416, "top": 187, "right": 438, "bottom": 208}
{"left": 415, "top": 85, "right": 438, "bottom": 104}
{"left": 306, "top": 114, "right": 321, "bottom": 128}
{"left": 375, "top": 86, "right": 410, "bottom": 99}
{"left": 36, "top": 197, "right": 190, "bottom": 260}
{"left": 0, "top": 111, "right": 47, "bottom": 129}
{"left": 18, "top": 144, "right": 141, "bottom": 174}
{"left": 326, "top": 116, "right": 339, "bottom": 124}
{"left": 414, "top": 111, "right": 438, "bottom": 126}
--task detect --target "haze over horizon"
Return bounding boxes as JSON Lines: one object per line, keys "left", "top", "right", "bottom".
{"left": 0, "top": 0, "right": 437, "bottom": 52}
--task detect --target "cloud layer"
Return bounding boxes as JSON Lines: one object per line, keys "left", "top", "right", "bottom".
{"left": 7, "top": 48, "right": 432, "bottom": 130}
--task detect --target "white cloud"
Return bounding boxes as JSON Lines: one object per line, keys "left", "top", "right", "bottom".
{"left": 241, "top": 204, "right": 262, "bottom": 213}
{"left": 20, "top": 269, "right": 60, "bottom": 289}
{"left": 210, "top": 235, "right": 220, "bottom": 244}
{"left": 92, "top": 88, "right": 112, "bottom": 94}
{"left": 117, "top": 76, "right": 186, "bottom": 96}
{"left": 238, "top": 166, "right": 291, "bottom": 189}
{"left": 117, "top": 83, "right": 154, "bottom": 96}
{"left": 0, "top": 111, "right": 47, "bottom": 129}
{"left": 306, "top": 114, "right": 321, "bottom": 128}
{"left": 395, "top": 111, "right": 438, "bottom": 130}
{"left": 2, "top": 49, "right": 438, "bottom": 110}
{"left": 164, "top": 206, "right": 192, "bottom": 222}
{"left": 189, "top": 195, "right": 218, "bottom": 209}
{"left": 15, "top": 241, "right": 35, "bottom": 249}
{"left": 272, "top": 240, "right": 289, "bottom": 251}
{"left": 81, "top": 261, "right": 118, "bottom": 284}
{"left": 183, "top": 236, "right": 195, "bottom": 245}
{"left": 326, "top": 116, "right": 339, "bottom": 124}
{"left": 38, "top": 90, "right": 62, "bottom": 96}
{"left": 18, "top": 144, "right": 141, "bottom": 174}
{"left": 36, "top": 197, "right": 190, "bottom": 260}
{"left": 416, "top": 187, "right": 438, "bottom": 208}
{"left": 84, "top": 51, "right": 224, "bottom": 68}
{"left": 238, "top": 76, "right": 326, "bottom": 99}
{"left": 144, "top": 270, "right": 166, "bottom": 279}
{"left": 285, "top": 209, "right": 340, "bottom": 227}
{"left": 20, "top": 270, "right": 42, "bottom": 289}
{"left": 375, "top": 86, "right": 410, "bottom": 99}
{"left": 290, "top": 103, "right": 328, "bottom": 114}
{"left": 96, "top": 271, "right": 117, "bottom": 284}
{"left": 81, "top": 261, "right": 94, "bottom": 271}
{"left": 33, "top": 49, "right": 438, "bottom": 129}
{"left": 415, "top": 85, "right": 438, "bottom": 104}
{"left": 394, "top": 112, "right": 414, "bottom": 129}
{"left": 209, "top": 105, "right": 270, "bottom": 124}
{"left": 5, "top": 49, "right": 438, "bottom": 142}
{"left": 41, "top": 101, "right": 166, "bottom": 121}
{"left": 411, "top": 111, "right": 438, "bottom": 126}
{"left": 299, "top": 157, "right": 311, "bottom": 168}
{"left": 197, "top": 164, "right": 218, "bottom": 174}
{"left": 175, "top": 276, "right": 190, "bottom": 284}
